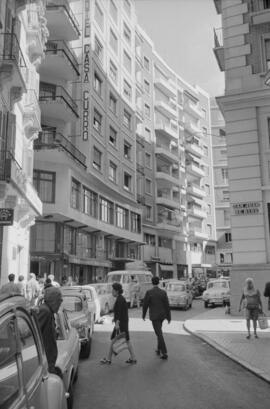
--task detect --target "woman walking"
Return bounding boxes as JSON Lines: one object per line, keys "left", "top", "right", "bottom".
{"left": 100, "top": 282, "right": 136, "bottom": 364}
{"left": 239, "top": 278, "right": 262, "bottom": 339}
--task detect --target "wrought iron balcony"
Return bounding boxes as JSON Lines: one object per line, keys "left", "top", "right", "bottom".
{"left": 46, "top": 0, "right": 80, "bottom": 40}
{"left": 44, "top": 40, "right": 80, "bottom": 78}
{"left": 39, "top": 82, "right": 79, "bottom": 120}
{"left": 34, "top": 130, "right": 86, "bottom": 168}
{"left": 0, "top": 33, "right": 26, "bottom": 92}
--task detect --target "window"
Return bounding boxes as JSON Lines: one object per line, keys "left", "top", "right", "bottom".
{"left": 93, "top": 147, "right": 102, "bottom": 171}
{"left": 94, "top": 36, "right": 103, "bottom": 63}
{"left": 203, "top": 145, "right": 208, "bottom": 156}
{"left": 221, "top": 168, "right": 228, "bottom": 183}
{"left": 110, "top": 29, "right": 118, "bottom": 53}
{"left": 144, "top": 80, "right": 150, "bottom": 94}
{"left": 63, "top": 225, "right": 75, "bottom": 254}
{"left": 123, "top": 51, "right": 132, "bottom": 72}
{"left": 131, "top": 212, "right": 141, "bottom": 233}
{"left": 146, "top": 205, "right": 152, "bottom": 220}
{"left": 109, "top": 93, "right": 117, "bottom": 114}
{"left": 33, "top": 170, "right": 55, "bottom": 203}
{"left": 123, "top": 80, "right": 132, "bottom": 101}
{"left": 32, "top": 222, "right": 56, "bottom": 252}
{"left": 109, "top": 60, "right": 117, "bottom": 83}
{"left": 145, "top": 152, "right": 151, "bottom": 168}
{"left": 123, "top": 23, "right": 131, "bottom": 44}
{"left": 18, "top": 316, "right": 39, "bottom": 386}
{"left": 71, "top": 178, "right": 80, "bottom": 209}
{"left": 145, "top": 127, "right": 151, "bottom": 141}
{"left": 123, "top": 110, "right": 131, "bottom": 129}
{"left": 144, "top": 56, "right": 150, "bottom": 71}
{"left": 207, "top": 224, "right": 212, "bottom": 236}
{"left": 264, "top": 0, "right": 270, "bottom": 9}
{"left": 144, "top": 104, "right": 150, "bottom": 118}
{"left": 124, "top": 172, "right": 132, "bottom": 191}
{"left": 116, "top": 206, "right": 129, "bottom": 229}
{"left": 93, "top": 109, "right": 102, "bottom": 133}
{"left": 94, "top": 72, "right": 102, "bottom": 96}
{"left": 144, "top": 233, "right": 155, "bottom": 246}
{"left": 225, "top": 232, "right": 232, "bottom": 242}
{"left": 207, "top": 204, "right": 211, "bottom": 215}
{"left": 100, "top": 197, "right": 114, "bottom": 224}
{"left": 123, "top": 0, "right": 131, "bottom": 16}
{"left": 110, "top": 0, "right": 118, "bottom": 23}
{"left": 124, "top": 141, "right": 131, "bottom": 159}
{"left": 205, "top": 184, "right": 210, "bottom": 195}
{"left": 223, "top": 190, "right": 230, "bottom": 202}
{"left": 83, "top": 187, "right": 98, "bottom": 218}
{"left": 109, "top": 126, "right": 117, "bottom": 146}
{"left": 219, "top": 129, "right": 226, "bottom": 137}
{"left": 95, "top": 1, "right": 104, "bottom": 30}
{"left": 109, "top": 161, "right": 117, "bottom": 182}
{"left": 145, "top": 178, "right": 152, "bottom": 194}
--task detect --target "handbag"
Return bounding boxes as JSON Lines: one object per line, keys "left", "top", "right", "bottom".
{"left": 258, "top": 313, "right": 269, "bottom": 330}
{"left": 112, "top": 330, "right": 128, "bottom": 355}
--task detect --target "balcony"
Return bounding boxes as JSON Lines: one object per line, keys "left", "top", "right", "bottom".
{"left": 185, "top": 99, "right": 204, "bottom": 119}
{"left": 185, "top": 140, "right": 204, "bottom": 158}
{"left": 156, "top": 192, "right": 180, "bottom": 209}
{"left": 189, "top": 228, "right": 208, "bottom": 241}
{"left": 186, "top": 161, "right": 205, "bottom": 178}
{"left": 155, "top": 143, "right": 179, "bottom": 163}
{"left": 184, "top": 117, "right": 202, "bottom": 136}
{"left": 155, "top": 100, "right": 177, "bottom": 120}
{"left": 213, "top": 0, "right": 222, "bottom": 14}
{"left": 21, "top": 90, "right": 41, "bottom": 138}
{"left": 188, "top": 205, "right": 207, "bottom": 220}
{"left": 155, "top": 121, "right": 178, "bottom": 141}
{"left": 156, "top": 166, "right": 180, "bottom": 187}
{"left": 0, "top": 33, "right": 26, "bottom": 96}
{"left": 39, "top": 82, "right": 79, "bottom": 121}
{"left": 213, "top": 27, "right": 225, "bottom": 72}
{"left": 34, "top": 130, "right": 86, "bottom": 168}
{"left": 155, "top": 76, "right": 176, "bottom": 98}
{"left": 187, "top": 183, "right": 206, "bottom": 198}
{"left": 40, "top": 40, "right": 80, "bottom": 80}
{"left": 45, "top": 0, "right": 80, "bottom": 41}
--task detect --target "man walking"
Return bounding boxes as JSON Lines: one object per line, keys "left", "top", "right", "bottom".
{"left": 0, "top": 273, "right": 21, "bottom": 295}
{"left": 142, "top": 276, "right": 171, "bottom": 360}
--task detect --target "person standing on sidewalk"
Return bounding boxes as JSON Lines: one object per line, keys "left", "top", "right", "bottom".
{"left": 263, "top": 281, "right": 270, "bottom": 311}
{"left": 142, "top": 276, "right": 171, "bottom": 360}
{"left": 239, "top": 278, "right": 262, "bottom": 339}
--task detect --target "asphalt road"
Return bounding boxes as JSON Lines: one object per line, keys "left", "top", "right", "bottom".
{"left": 73, "top": 300, "right": 270, "bottom": 409}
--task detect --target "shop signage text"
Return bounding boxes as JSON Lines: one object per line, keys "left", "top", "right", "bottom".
{"left": 233, "top": 202, "right": 260, "bottom": 216}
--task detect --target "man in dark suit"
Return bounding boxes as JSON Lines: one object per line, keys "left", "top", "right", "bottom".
{"left": 142, "top": 276, "right": 171, "bottom": 360}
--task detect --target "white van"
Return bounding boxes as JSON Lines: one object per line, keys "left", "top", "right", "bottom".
{"left": 106, "top": 270, "right": 153, "bottom": 303}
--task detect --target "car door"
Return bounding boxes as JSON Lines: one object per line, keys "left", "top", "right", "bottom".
{"left": 0, "top": 312, "right": 28, "bottom": 409}
{"left": 16, "top": 311, "right": 49, "bottom": 409}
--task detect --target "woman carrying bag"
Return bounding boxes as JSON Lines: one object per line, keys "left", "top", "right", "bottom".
{"left": 100, "top": 282, "right": 137, "bottom": 365}
{"left": 239, "top": 278, "right": 262, "bottom": 339}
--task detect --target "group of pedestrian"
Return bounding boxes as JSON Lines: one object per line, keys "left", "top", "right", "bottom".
{"left": 100, "top": 276, "right": 171, "bottom": 365}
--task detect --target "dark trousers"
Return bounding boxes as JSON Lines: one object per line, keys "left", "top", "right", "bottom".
{"left": 152, "top": 319, "right": 167, "bottom": 355}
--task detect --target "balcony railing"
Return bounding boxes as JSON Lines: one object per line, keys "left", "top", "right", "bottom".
{"left": 0, "top": 33, "right": 26, "bottom": 68}
{"left": 45, "top": 40, "right": 80, "bottom": 76}
{"left": 39, "top": 83, "right": 79, "bottom": 118}
{"left": 34, "top": 130, "right": 86, "bottom": 168}
{"left": 46, "top": 0, "right": 80, "bottom": 37}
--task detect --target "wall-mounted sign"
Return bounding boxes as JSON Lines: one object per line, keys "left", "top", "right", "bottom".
{"left": 232, "top": 202, "right": 260, "bottom": 216}
{"left": 0, "top": 208, "right": 14, "bottom": 226}
{"left": 82, "top": 0, "right": 90, "bottom": 141}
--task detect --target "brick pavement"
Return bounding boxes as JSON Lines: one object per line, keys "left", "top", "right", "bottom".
{"left": 184, "top": 308, "right": 270, "bottom": 383}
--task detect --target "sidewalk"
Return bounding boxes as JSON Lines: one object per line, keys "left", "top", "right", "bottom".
{"left": 184, "top": 308, "right": 270, "bottom": 383}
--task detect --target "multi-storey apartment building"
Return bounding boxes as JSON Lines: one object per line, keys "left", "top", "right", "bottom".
{"left": 211, "top": 98, "right": 232, "bottom": 276}
{"left": 213, "top": 0, "right": 270, "bottom": 312}
{"left": 0, "top": 1, "right": 47, "bottom": 284}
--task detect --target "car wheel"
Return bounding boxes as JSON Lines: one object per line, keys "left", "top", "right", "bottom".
{"left": 204, "top": 301, "right": 208, "bottom": 308}
{"left": 67, "top": 382, "right": 74, "bottom": 409}
{"left": 80, "top": 335, "right": 92, "bottom": 359}
{"left": 104, "top": 303, "right": 110, "bottom": 315}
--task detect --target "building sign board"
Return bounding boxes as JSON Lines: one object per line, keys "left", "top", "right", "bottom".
{"left": 232, "top": 202, "right": 260, "bottom": 216}
{"left": 82, "top": 0, "right": 90, "bottom": 141}
{"left": 0, "top": 208, "right": 14, "bottom": 226}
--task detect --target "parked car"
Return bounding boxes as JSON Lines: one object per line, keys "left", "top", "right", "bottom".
{"left": 61, "top": 290, "right": 93, "bottom": 358}
{"left": 55, "top": 307, "right": 80, "bottom": 409}
{"left": 62, "top": 285, "right": 97, "bottom": 326}
{"left": 165, "top": 280, "right": 193, "bottom": 310}
{"left": 202, "top": 279, "right": 230, "bottom": 308}
{"left": 0, "top": 293, "right": 67, "bottom": 409}
{"left": 90, "top": 283, "right": 115, "bottom": 315}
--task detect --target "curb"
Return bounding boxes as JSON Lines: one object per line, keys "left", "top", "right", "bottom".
{"left": 183, "top": 322, "right": 270, "bottom": 384}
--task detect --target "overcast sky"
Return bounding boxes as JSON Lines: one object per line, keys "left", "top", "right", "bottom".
{"left": 134, "top": 0, "right": 224, "bottom": 97}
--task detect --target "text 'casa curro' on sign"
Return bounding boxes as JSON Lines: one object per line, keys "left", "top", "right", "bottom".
{"left": 232, "top": 202, "right": 260, "bottom": 216}
{"left": 0, "top": 209, "right": 14, "bottom": 226}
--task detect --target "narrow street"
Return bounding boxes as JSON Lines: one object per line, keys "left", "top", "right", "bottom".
{"left": 73, "top": 301, "right": 270, "bottom": 409}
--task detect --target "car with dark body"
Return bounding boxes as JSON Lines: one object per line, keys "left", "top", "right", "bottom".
{"left": 0, "top": 293, "right": 67, "bottom": 409}
{"left": 61, "top": 290, "right": 93, "bottom": 358}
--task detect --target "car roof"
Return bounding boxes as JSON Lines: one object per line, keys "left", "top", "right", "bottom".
{"left": 61, "top": 290, "right": 85, "bottom": 298}
{"left": 107, "top": 270, "right": 151, "bottom": 275}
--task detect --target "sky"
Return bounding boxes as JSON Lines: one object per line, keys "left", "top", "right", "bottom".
{"left": 134, "top": 0, "right": 224, "bottom": 97}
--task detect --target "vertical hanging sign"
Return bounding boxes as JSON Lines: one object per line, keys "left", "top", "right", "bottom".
{"left": 82, "top": 0, "right": 90, "bottom": 141}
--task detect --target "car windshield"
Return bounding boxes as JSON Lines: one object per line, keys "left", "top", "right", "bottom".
{"left": 207, "top": 281, "right": 228, "bottom": 289}
{"left": 107, "top": 275, "right": 121, "bottom": 283}
{"left": 167, "top": 284, "right": 185, "bottom": 292}
{"left": 62, "top": 296, "right": 82, "bottom": 312}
